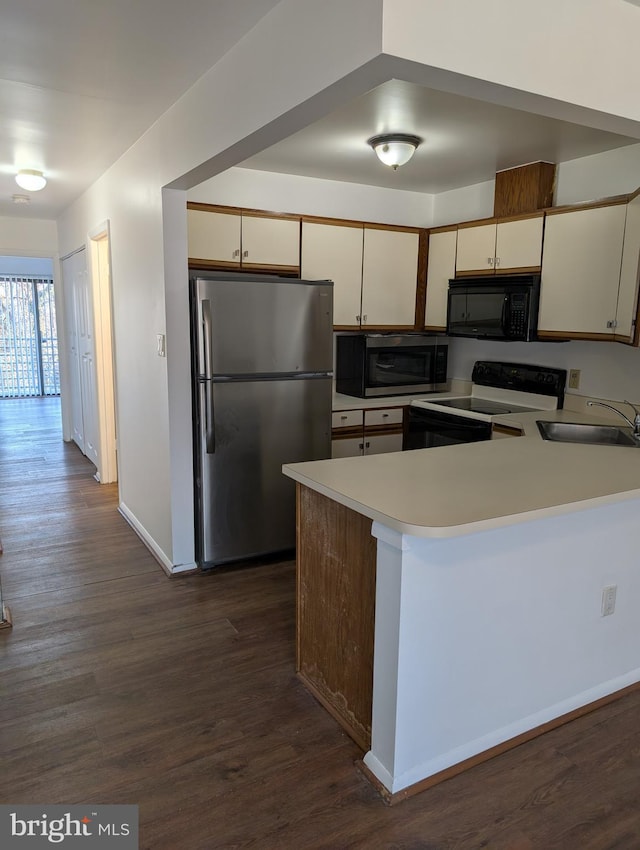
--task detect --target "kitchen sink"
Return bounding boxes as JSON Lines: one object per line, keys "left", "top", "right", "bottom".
{"left": 536, "top": 420, "right": 638, "bottom": 447}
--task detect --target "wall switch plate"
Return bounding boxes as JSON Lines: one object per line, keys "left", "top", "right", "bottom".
{"left": 601, "top": 585, "right": 617, "bottom": 617}
{"left": 156, "top": 333, "right": 166, "bottom": 357}
{"left": 568, "top": 369, "right": 581, "bottom": 390}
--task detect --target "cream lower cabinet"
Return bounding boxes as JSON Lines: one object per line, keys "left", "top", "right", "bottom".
{"left": 538, "top": 204, "right": 627, "bottom": 339}
{"left": 425, "top": 227, "right": 457, "bottom": 330}
{"left": 302, "top": 221, "right": 420, "bottom": 329}
{"left": 187, "top": 205, "right": 300, "bottom": 272}
{"left": 455, "top": 215, "right": 543, "bottom": 276}
{"left": 331, "top": 407, "right": 404, "bottom": 457}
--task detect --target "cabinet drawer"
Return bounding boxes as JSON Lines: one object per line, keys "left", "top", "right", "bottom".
{"left": 332, "top": 410, "right": 364, "bottom": 429}
{"left": 364, "top": 408, "right": 403, "bottom": 428}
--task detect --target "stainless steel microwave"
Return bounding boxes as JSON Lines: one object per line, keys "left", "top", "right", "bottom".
{"left": 335, "top": 334, "right": 449, "bottom": 398}
{"left": 446, "top": 274, "right": 541, "bottom": 341}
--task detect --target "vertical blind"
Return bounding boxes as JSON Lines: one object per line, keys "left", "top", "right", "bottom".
{"left": 0, "top": 276, "right": 60, "bottom": 398}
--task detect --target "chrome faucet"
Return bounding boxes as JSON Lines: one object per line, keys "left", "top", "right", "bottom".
{"left": 587, "top": 399, "right": 640, "bottom": 439}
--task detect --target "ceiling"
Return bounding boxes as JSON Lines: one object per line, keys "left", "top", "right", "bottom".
{"left": 0, "top": 0, "right": 281, "bottom": 219}
{"left": 237, "top": 79, "right": 640, "bottom": 195}
{"left": 2, "top": 3, "right": 639, "bottom": 223}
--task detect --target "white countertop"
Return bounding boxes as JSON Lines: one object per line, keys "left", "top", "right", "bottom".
{"left": 284, "top": 407, "right": 640, "bottom": 538}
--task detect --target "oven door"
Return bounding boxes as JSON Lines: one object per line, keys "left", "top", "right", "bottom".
{"left": 404, "top": 407, "right": 492, "bottom": 449}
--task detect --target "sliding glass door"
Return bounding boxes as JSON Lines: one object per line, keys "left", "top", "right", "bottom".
{"left": 0, "top": 276, "right": 60, "bottom": 398}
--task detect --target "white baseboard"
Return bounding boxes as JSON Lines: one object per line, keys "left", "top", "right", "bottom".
{"left": 118, "top": 501, "right": 197, "bottom": 576}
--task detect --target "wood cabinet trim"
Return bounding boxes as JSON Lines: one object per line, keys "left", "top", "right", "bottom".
{"left": 187, "top": 202, "right": 241, "bottom": 215}
{"left": 424, "top": 324, "right": 446, "bottom": 332}
{"left": 497, "top": 211, "right": 545, "bottom": 224}
{"left": 456, "top": 217, "right": 498, "bottom": 230}
{"left": 428, "top": 224, "right": 458, "bottom": 234}
{"left": 492, "top": 424, "right": 524, "bottom": 437}
{"left": 331, "top": 425, "right": 364, "bottom": 439}
{"left": 187, "top": 201, "right": 300, "bottom": 221}
{"left": 544, "top": 195, "right": 629, "bottom": 216}
{"left": 537, "top": 330, "right": 615, "bottom": 341}
{"left": 495, "top": 265, "right": 541, "bottom": 275}
{"left": 301, "top": 214, "right": 422, "bottom": 234}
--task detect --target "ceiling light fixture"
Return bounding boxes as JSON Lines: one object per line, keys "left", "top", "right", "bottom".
{"left": 15, "top": 169, "right": 47, "bottom": 192}
{"left": 367, "top": 134, "right": 422, "bottom": 170}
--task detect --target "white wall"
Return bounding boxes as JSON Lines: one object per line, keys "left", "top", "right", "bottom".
{"left": 189, "top": 167, "right": 434, "bottom": 227}
{"left": 556, "top": 142, "right": 640, "bottom": 205}
{"left": 0, "top": 216, "right": 58, "bottom": 257}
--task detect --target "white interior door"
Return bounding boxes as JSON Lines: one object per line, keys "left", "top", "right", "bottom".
{"left": 61, "top": 249, "right": 99, "bottom": 468}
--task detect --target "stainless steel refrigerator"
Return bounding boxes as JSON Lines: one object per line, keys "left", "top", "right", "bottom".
{"left": 190, "top": 272, "right": 333, "bottom": 568}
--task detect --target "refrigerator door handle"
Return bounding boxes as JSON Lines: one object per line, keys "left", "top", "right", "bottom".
{"left": 199, "top": 379, "right": 216, "bottom": 454}
{"left": 201, "top": 299, "right": 214, "bottom": 380}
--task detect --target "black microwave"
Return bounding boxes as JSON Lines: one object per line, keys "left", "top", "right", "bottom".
{"left": 446, "top": 274, "right": 541, "bottom": 341}
{"left": 335, "top": 334, "right": 449, "bottom": 398}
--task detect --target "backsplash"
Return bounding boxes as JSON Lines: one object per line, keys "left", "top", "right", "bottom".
{"left": 449, "top": 336, "right": 640, "bottom": 404}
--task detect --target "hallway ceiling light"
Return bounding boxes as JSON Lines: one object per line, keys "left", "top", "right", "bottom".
{"left": 367, "top": 134, "right": 422, "bottom": 170}
{"left": 15, "top": 169, "right": 46, "bottom": 191}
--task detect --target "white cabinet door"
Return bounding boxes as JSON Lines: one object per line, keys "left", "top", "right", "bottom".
{"left": 302, "top": 222, "right": 363, "bottom": 326}
{"left": 539, "top": 205, "right": 626, "bottom": 336}
{"left": 361, "top": 228, "right": 419, "bottom": 326}
{"left": 455, "top": 223, "right": 496, "bottom": 274}
{"left": 616, "top": 193, "right": 640, "bottom": 342}
{"left": 364, "top": 432, "right": 403, "bottom": 455}
{"left": 187, "top": 209, "right": 241, "bottom": 265}
{"left": 425, "top": 229, "right": 457, "bottom": 329}
{"left": 331, "top": 436, "right": 363, "bottom": 458}
{"left": 241, "top": 215, "right": 300, "bottom": 268}
{"left": 495, "top": 216, "right": 543, "bottom": 272}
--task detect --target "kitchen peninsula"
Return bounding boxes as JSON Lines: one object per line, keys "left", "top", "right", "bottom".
{"left": 283, "top": 410, "right": 640, "bottom": 801}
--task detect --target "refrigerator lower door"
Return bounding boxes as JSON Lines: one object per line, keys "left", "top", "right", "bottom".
{"left": 195, "top": 375, "right": 332, "bottom": 567}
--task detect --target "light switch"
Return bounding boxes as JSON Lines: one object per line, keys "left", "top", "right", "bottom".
{"left": 157, "top": 334, "right": 166, "bottom": 357}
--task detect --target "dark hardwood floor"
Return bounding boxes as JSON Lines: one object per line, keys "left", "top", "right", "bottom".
{"left": 1, "top": 397, "right": 640, "bottom": 849}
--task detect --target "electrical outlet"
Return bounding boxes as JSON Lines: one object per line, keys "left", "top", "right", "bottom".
{"left": 568, "top": 369, "right": 581, "bottom": 390}
{"left": 601, "top": 585, "right": 617, "bottom": 617}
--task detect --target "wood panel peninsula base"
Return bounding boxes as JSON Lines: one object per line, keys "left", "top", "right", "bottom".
{"left": 286, "top": 438, "right": 640, "bottom": 801}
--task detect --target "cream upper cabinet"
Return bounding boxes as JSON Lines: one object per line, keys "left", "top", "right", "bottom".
{"left": 425, "top": 228, "right": 457, "bottom": 329}
{"left": 495, "top": 215, "right": 543, "bottom": 272}
{"left": 187, "top": 205, "right": 300, "bottom": 271}
{"left": 188, "top": 209, "right": 241, "bottom": 266}
{"left": 538, "top": 204, "right": 627, "bottom": 337}
{"left": 456, "top": 215, "right": 544, "bottom": 275}
{"left": 361, "top": 228, "right": 419, "bottom": 327}
{"left": 301, "top": 221, "right": 363, "bottom": 327}
{"left": 302, "top": 221, "right": 419, "bottom": 328}
{"left": 240, "top": 215, "right": 300, "bottom": 268}
{"left": 616, "top": 192, "right": 640, "bottom": 343}
{"left": 455, "top": 223, "right": 496, "bottom": 274}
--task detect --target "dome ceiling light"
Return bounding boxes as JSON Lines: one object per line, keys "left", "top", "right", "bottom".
{"left": 15, "top": 169, "right": 47, "bottom": 192}
{"left": 367, "top": 134, "right": 422, "bottom": 170}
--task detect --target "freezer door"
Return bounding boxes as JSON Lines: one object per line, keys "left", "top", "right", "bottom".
{"left": 193, "top": 275, "right": 333, "bottom": 376}
{"left": 195, "top": 376, "right": 332, "bottom": 567}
